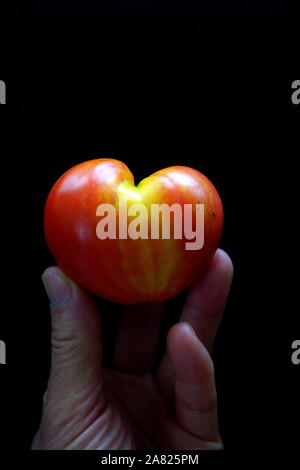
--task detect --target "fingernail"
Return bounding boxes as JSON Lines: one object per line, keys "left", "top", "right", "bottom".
{"left": 42, "top": 267, "right": 73, "bottom": 307}
{"left": 183, "top": 322, "right": 196, "bottom": 336}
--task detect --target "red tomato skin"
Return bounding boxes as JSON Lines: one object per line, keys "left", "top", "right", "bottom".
{"left": 44, "top": 159, "right": 224, "bottom": 304}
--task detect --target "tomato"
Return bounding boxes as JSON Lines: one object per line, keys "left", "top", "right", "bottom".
{"left": 44, "top": 159, "right": 223, "bottom": 304}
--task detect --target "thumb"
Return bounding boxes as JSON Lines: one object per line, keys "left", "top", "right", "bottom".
{"left": 42, "top": 266, "right": 103, "bottom": 410}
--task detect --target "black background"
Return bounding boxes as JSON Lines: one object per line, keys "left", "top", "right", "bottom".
{"left": 0, "top": 0, "right": 299, "bottom": 457}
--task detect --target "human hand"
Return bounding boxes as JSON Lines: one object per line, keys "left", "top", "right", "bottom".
{"left": 31, "top": 248, "right": 233, "bottom": 450}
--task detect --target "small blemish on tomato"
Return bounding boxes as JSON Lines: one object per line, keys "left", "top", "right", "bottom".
{"left": 212, "top": 210, "right": 216, "bottom": 217}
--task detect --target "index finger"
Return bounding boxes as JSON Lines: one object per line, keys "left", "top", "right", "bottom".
{"left": 156, "top": 249, "right": 233, "bottom": 400}
{"left": 181, "top": 248, "right": 234, "bottom": 352}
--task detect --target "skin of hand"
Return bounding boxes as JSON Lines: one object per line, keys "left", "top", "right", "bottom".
{"left": 31, "top": 248, "right": 233, "bottom": 450}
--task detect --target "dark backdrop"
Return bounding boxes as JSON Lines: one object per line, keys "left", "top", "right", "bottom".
{"left": 0, "top": 0, "right": 298, "bottom": 457}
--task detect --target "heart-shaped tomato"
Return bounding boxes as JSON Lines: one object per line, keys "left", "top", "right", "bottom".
{"left": 44, "top": 159, "right": 223, "bottom": 304}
